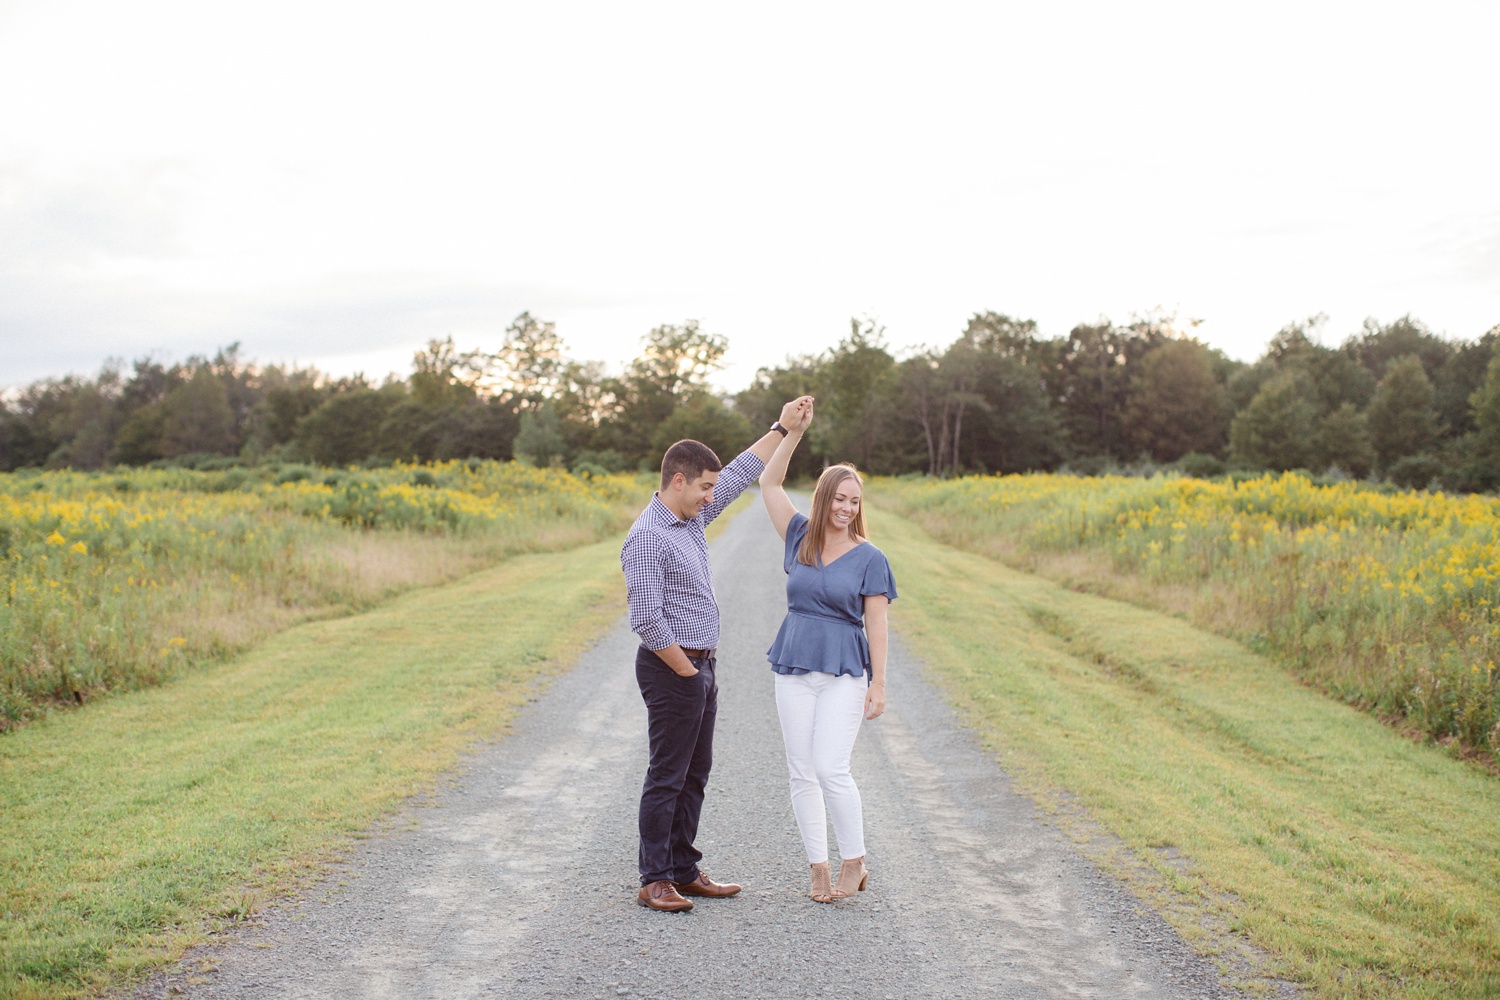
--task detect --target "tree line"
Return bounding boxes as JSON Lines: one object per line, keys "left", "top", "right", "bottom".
{"left": 4, "top": 309, "right": 1500, "bottom": 490}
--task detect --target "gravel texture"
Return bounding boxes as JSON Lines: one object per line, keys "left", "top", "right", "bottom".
{"left": 127, "top": 499, "right": 1270, "bottom": 1000}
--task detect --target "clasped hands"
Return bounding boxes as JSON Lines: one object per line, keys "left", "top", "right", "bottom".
{"left": 778, "top": 396, "right": 815, "bottom": 434}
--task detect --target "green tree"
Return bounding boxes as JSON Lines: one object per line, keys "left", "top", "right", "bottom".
{"left": 1055, "top": 320, "right": 1166, "bottom": 461}
{"left": 434, "top": 398, "right": 518, "bottom": 461}
{"left": 1434, "top": 330, "right": 1499, "bottom": 437}
{"left": 40, "top": 376, "right": 118, "bottom": 469}
{"left": 1125, "top": 340, "right": 1227, "bottom": 462}
{"left": 960, "top": 312, "right": 1066, "bottom": 473}
{"left": 605, "top": 321, "right": 730, "bottom": 464}
{"left": 1225, "top": 359, "right": 1276, "bottom": 417}
{"left": 649, "top": 395, "right": 755, "bottom": 464}
{"left": 631, "top": 320, "right": 728, "bottom": 397}
{"left": 208, "top": 343, "right": 257, "bottom": 439}
{"left": 1283, "top": 351, "right": 1374, "bottom": 417}
{"left": 934, "top": 336, "right": 988, "bottom": 475}
{"left": 963, "top": 351, "right": 1061, "bottom": 474}
{"left": 291, "top": 387, "right": 399, "bottom": 466}
{"left": 107, "top": 358, "right": 178, "bottom": 464}
{"left": 1463, "top": 350, "right": 1500, "bottom": 489}
{"left": 963, "top": 311, "right": 1049, "bottom": 361}
{"left": 409, "top": 337, "right": 484, "bottom": 409}
{"left": 159, "top": 367, "right": 237, "bottom": 458}
{"left": 377, "top": 396, "right": 448, "bottom": 462}
{"left": 0, "top": 402, "right": 16, "bottom": 470}
{"left": 378, "top": 395, "right": 519, "bottom": 463}
{"left": 379, "top": 339, "right": 491, "bottom": 462}
{"left": 112, "top": 402, "right": 167, "bottom": 465}
{"left": 243, "top": 368, "right": 324, "bottom": 457}
{"left": 1367, "top": 355, "right": 1440, "bottom": 473}
{"left": 7, "top": 377, "right": 87, "bottom": 468}
{"left": 1263, "top": 317, "right": 1325, "bottom": 365}
{"left": 898, "top": 323, "right": 1060, "bottom": 477}
{"left": 120, "top": 359, "right": 173, "bottom": 414}
{"left": 1254, "top": 316, "right": 1375, "bottom": 416}
{"left": 513, "top": 401, "right": 568, "bottom": 467}
{"left": 493, "top": 312, "right": 565, "bottom": 409}
{"left": 551, "top": 359, "right": 618, "bottom": 460}
{"left": 1350, "top": 315, "right": 1452, "bottom": 384}
{"left": 50, "top": 416, "right": 113, "bottom": 469}
{"left": 1311, "top": 403, "right": 1374, "bottom": 478}
{"left": 815, "top": 319, "right": 898, "bottom": 472}
{"left": 898, "top": 350, "right": 950, "bottom": 477}
{"left": 1229, "top": 371, "right": 1317, "bottom": 471}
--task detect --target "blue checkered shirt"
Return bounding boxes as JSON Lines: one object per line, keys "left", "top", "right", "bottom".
{"left": 621, "top": 451, "right": 764, "bottom": 651}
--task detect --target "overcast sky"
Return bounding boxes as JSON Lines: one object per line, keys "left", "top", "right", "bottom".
{"left": 2, "top": 0, "right": 1497, "bottom": 395}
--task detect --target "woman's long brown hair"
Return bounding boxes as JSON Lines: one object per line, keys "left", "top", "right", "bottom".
{"left": 797, "top": 463, "right": 867, "bottom": 566}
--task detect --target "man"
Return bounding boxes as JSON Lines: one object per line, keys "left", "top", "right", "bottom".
{"left": 621, "top": 396, "right": 814, "bottom": 911}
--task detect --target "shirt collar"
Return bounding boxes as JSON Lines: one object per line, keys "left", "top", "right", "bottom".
{"left": 648, "top": 493, "right": 695, "bottom": 526}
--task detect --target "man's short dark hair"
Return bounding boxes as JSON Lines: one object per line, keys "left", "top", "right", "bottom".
{"left": 660, "top": 439, "right": 723, "bottom": 490}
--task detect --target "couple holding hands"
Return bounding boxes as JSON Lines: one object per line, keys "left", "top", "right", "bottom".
{"left": 621, "top": 395, "right": 898, "bottom": 911}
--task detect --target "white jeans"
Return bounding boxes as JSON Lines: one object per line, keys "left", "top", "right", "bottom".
{"left": 774, "top": 670, "right": 866, "bottom": 864}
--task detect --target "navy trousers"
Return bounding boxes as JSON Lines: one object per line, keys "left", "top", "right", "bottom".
{"left": 635, "top": 645, "right": 717, "bottom": 886}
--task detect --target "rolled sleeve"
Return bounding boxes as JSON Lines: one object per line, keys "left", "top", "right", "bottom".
{"left": 622, "top": 530, "right": 677, "bottom": 650}
{"left": 701, "top": 450, "right": 765, "bottom": 525}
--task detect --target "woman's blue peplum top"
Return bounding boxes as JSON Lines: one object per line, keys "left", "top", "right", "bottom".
{"left": 766, "top": 512, "right": 898, "bottom": 680}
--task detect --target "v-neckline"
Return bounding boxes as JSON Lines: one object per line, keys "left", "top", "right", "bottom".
{"left": 820, "top": 540, "right": 867, "bottom": 568}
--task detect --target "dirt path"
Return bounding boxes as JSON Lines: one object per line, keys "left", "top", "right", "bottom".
{"left": 130, "top": 499, "right": 1252, "bottom": 999}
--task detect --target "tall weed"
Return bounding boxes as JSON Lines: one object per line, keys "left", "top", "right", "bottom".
{"left": 878, "top": 472, "right": 1500, "bottom": 760}
{"left": 0, "top": 461, "right": 642, "bottom": 725}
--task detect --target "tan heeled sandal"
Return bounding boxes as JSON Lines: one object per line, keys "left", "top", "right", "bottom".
{"left": 809, "top": 862, "right": 833, "bottom": 903}
{"left": 832, "top": 856, "right": 867, "bottom": 899}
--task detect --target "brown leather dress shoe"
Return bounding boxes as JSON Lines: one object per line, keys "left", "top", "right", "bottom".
{"left": 672, "top": 872, "right": 742, "bottom": 898}
{"left": 637, "top": 880, "right": 693, "bottom": 911}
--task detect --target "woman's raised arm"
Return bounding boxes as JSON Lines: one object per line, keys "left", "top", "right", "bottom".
{"left": 759, "top": 397, "right": 812, "bottom": 540}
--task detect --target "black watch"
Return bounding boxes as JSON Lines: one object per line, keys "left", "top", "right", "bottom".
{"left": 771, "top": 421, "right": 789, "bottom": 437}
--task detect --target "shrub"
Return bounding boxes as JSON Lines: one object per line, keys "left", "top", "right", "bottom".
{"left": 273, "top": 464, "right": 315, "bottom": 485}
{"left": 1176, "top": 452, "right": 1225, "bottom": 478}
{"left": 1387, "top": 454, "right": 1443, "bottom": 491}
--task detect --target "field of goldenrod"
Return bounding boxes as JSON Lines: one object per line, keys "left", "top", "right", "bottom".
{"left": 878, "top": 472, "right": 1500, "bottom": 759}
{"left": 0, "top": 461, "right": 640, "bottom": 726}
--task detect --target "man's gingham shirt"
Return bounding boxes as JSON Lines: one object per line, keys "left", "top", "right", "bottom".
{"left": 621, "top": 451, "right": 764, "bottom": 652}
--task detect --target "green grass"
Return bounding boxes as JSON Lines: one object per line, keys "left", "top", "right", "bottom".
{"left": 871, "top": 505, "right": 1500, "bottom": 999}
{"left": 0, "top": 537, "right": 626, "bottom": 1000}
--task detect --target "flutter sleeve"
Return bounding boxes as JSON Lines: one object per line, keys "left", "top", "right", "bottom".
{"left": 783, "top": 512, "right": 809, "bottom": 573}
{"left": 861, "top": 547, "right": 898, "bottom": 602}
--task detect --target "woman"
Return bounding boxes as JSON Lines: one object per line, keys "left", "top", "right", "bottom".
{"left": 759, "top": 402, "right": 897, "bottom": 903}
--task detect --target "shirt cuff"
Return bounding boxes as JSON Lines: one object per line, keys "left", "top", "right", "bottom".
{"left": 637, "top": 623, "right": 677, "bottom": 651}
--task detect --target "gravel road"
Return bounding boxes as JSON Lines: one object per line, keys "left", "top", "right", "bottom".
{"left": 129, "top": 498, "right": 1261, "bottom": 1000}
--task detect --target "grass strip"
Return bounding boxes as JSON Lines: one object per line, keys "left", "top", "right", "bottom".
{"left": 873, "top": 506, "right": 1500, "bottom": 999}
{"left": 0, "top": 536, "right": 625, "bottom": 1000}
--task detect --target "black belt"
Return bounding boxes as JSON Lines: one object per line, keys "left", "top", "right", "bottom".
{"left": 681, "top": 647, "right": 716, "bottom": 660}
